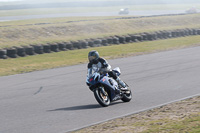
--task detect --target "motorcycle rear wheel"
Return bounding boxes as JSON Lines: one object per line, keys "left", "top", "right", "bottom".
{"left": 94, "top": 88, "right": 110, "bottom": 107}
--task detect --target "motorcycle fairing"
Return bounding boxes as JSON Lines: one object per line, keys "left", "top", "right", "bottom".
{"left": 99, "top": 76, "right": 119, "bottom": 101}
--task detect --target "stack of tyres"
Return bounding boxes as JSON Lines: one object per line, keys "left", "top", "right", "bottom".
{"left": 101, "top": 38, "right": 108, "bottom": 46}
{"left": 171, "top": 31, "right": 177, "bottom": 38}
{"left": 65, "top": 42, "right": 74, "bottom": 50}
{"left": 15, "top": 47, "right": 26, "bottom": 57}
{"left": 106, "top": 37, "right": 113, "bottom": 45}
{"left": 197, "top": 29, "right": 200, "bottom": 35}
{"left": 116, "top": 36, "right": 126, "bottom": 44}
{"left": 71, "top": 41, "right": 82, "bottom": 49}
{"left": 129, "top": 34, "right": 138, "bottom": 42}
{"left": 152, "top": 32, "right": 157, "bottom": 40}
{"left": 86, "top": 39, "right": 95, "bottom": 47}
{"left": 43, "top": 44, "right": 51, "bottom": 53}
{"left": 79, "top": 40, "right": 89, "bottom": 48}
{"left": 57, "top": 42, "right": 67, "bottom": 51}
{"left": 112, "top": 37, "right": 120, "bottom": 44}
{"left": 135, "top": 35, "right": 143, "bottom": 42}
{"left": 7, "top": 48, "right": 18, "bottom": 58}
{"left": 156, "top": 31, "right": 163, "bottom": 39}
{"left": 93, "top": 39, "right": 102, "bottom": 47}
{"left": 192, "top": 29, "right": 197, "bottom": 35}
{"left": 146, "top": 33, "right": 154, "bottom": 41}
{"left": 141, "top": 33, "right": 148, "bottom": 41}
{"left": 124, "top": 35, "right": 132, "bottom": 43}
{"left": 0, "top": 49, "right": 7, "bottom": 59}
{"left": 24, "top": 46, "right": 35, "bottom": 55}
{"left": 50, "top": 43, "right": 59, "bottom": 52}
{"left": 32, "top": 45, "right": 44, "bottom": 54}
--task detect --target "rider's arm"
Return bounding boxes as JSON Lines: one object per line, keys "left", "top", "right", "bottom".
{"left": 87, "top": 63, "right": 93, "bottom": 78}
{"left": 99, "top": 58, "right": 111, "bottom": 74}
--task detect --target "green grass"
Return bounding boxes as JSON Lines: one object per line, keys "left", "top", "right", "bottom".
{"left": 140, "top": 113, "right": 200, "bottom": 133}
{"left": 0, "top": 14, "right": 200, "bottom": 49}
{"left": 0, "top": 35, "right": 200, "bottom": 76}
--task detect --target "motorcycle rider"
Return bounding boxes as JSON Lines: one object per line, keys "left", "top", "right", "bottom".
{"left": 86, "top": 50, "right": 127, "bottom": 92}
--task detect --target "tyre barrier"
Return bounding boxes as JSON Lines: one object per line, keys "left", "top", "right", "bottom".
{"left": 24, "top": 46, "right": 35, "bottom": 55}
{"left": 0, "top": 49, "right": 7, "bottom": 59}
{"left": 86, "top": 39, "right": 94, "bottom": 47}
{"left": 101, "top": 38, "right": 108, "bottom": 46}
{"left": 7, "top": 48, "right": 18, "bottom": 58}
{"left": 57, "top": 42, "right": 67, "bottom": 51}
{"left": 93, "top": 39, "right": 102, "bottom": 47}
{"left": 135, "top": 35, "right": 143, "bottom": 42}
{"left": 65, "top": 42, "right": 74, "bottom": 50}
{"left": 129, "top": 34, "right": 138, "bottom": 42}
{"left": 32, "top": 45, "right": 44, "bottom": 54}
{"left": 1, "top": 28, "right": 200, "bottom": 59}
{"left": 106, "top": 37, "right": 113, "bottom": 44}
{"left": 43, "top": 44, "right": 51, "bottom": 53}
{"left": 140, "top": 33, "right": 148, "bottom": 41}
{"left": 116, "top": 36, "right": 126, "bottom": 44}
{"left": 192, "top": 29, "right": 197, "bottom": 35}
{"left": 15, "top": 47, "right": 26, "bottom": 57}
{"left": 79, "top": 40, "right": 89, "bottom": 48}
{"left": 197, "top": 29, "right": 200, "bottom": 35}
{"left": 146, "top": 33, "right": 155, "bottom": 41}
{"left": 125, "top": 35, "right": 132, "bottom": 43}
{"left": 112, "top": 36, "right": 120, "bottom": 44}
{"left": 50, "top": 43, "right": 59, "bottom": 52}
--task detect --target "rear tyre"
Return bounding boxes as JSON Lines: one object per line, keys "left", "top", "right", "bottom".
{"left": 121, "top": 90, "right": 132, "bottom": 102}
{"left": 94, "top": 88, "right": 110, "bottom": 107}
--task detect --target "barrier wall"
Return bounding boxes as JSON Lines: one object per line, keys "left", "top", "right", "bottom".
{"left": 0, "top": 28, "right": 200, "bottom": 59}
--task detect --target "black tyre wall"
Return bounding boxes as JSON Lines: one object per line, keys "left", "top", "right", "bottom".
{"left": 57, "top": 42, "right": 67, "bottom": 51}
{"left": 24, "top": 46, "right": 35, "bottom": 55}
{"left": 43, "top": 44, "right": 51, "bottom": 53}
{"left": 0, "top": 49, "right": 7, "bottom": 59}
{"left": 80, "top": 40, "right": 89, "bottom": 48}
{"left": 15, "top": 47, "right": 26, "bottom": 57}
{"left": 32, "top": 45, "right": 44, "bottom": 54}
{"left": 50, "top": 43, "right": 59, "bottom": 52}
{"left": 7, "top": 48, "right": 18, "bottom": 58}
{"left": 65, "top": 42, "right": 74, "bottom": 50}
{"left": 112, "top": 37, "right": 120, "bottom": 44}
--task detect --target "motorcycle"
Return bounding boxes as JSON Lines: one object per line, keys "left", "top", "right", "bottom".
{"left": 86, "top": 67, "right": 132, "bottom": 107}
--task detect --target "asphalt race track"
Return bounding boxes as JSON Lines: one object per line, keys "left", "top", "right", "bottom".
{"left": 1, "top": 46, "right": 200, "bottom": 133}
{"left": 0, "top": 10, "right": 185, "bottom": 22}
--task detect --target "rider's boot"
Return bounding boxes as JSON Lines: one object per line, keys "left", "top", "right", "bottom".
{"left": 116, "top": 77, "right": 128, "bottom": 91}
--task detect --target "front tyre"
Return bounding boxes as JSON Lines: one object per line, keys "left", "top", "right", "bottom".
{"left": 121, "top": 90, "right": 132, "bottom": 102}
{"left": 94, "top": 88, "right": 110, "bottom": 107}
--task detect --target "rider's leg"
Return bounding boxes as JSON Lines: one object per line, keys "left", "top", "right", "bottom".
{"left": 108, "top": 71, "right": 127, "bottom": 90}
{"left": 116, "top": 77, "right": 127, "bottom": 89}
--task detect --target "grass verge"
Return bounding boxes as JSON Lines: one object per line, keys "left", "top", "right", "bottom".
{"left": 1, "top": 14, "right": 200, "bottom": 48}
{"left": 0, "top": 35, "right": 200, "bottom": 77}
{"left": 72, "top": 96, "right": 200, "bottom": 133}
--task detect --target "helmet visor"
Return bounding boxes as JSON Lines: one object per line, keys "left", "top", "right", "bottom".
{"left": 88, "top": 56, "right": 96, "bottom": 62}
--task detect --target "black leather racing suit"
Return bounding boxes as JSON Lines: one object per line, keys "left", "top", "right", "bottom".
{"left": 86, "top": 57, "right": 127, "bottom": 91}
{"left": 87, "top": 57, "right": 119, "bottom": 81}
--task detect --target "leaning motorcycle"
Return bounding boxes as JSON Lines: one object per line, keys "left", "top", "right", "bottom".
{"left": 86, "top": 67, "right": 132, "bottom": 107}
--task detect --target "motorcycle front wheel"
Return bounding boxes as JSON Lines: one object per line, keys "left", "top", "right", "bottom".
{"left": 94, "top": 88, "right": 110, "bottom": 107}
{"left": 121, "top": 90, "right": 132, "bottom": 102}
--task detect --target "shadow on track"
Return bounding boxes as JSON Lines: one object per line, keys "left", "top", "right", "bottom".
{"left": 48, "top": 104, "right": 101, "bottom": 111}
{"left": 48, "top": 102, "right": 123, "bottom": 111}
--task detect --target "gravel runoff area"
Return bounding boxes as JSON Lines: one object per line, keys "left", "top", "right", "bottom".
{"left": 72, "top": 95, "right": 200, "bottom": 133}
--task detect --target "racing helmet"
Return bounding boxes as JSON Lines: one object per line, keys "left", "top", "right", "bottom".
{"left": 88, "top": 50, "right": 99, "bottom": 63}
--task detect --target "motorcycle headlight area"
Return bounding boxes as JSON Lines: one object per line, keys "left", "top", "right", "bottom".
{"left": 93, "top": 73, "right": 100, "bottom": 81}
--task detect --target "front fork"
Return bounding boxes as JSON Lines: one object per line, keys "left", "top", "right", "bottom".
{"left": 99, "top": 86, "right": 107, "bottom": 96}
